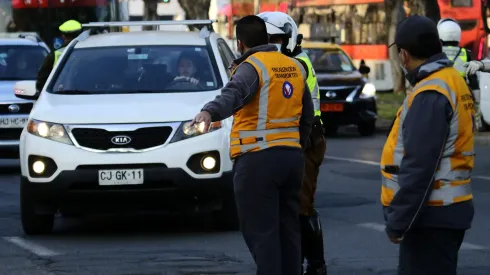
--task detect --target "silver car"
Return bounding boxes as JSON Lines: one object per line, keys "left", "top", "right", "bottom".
{"left": 0, "top": 33, "right": 49, "bottom": 158}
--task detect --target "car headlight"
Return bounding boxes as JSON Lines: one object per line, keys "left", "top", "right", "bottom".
{"left": 360, "top": 83, "right": 376, "bottom": 98}
{"left": 169, "top": 120, "right": 222, "bottom": 143}
{"left": 27, "top": 119, "right": 73, "bottom": 145}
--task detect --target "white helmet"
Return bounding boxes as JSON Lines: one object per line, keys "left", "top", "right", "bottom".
{"left": 257, "top": 11, "right": 299, "bottom": 56}
{"left": 437, "top": 18, "right": 461, "bottom": 43}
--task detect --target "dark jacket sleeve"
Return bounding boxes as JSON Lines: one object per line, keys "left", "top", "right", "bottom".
{"left": 300, "top": 83, "right": 314, "bottom": 148}
{"left": 465, "top": 49, "right": 480, "bottom": 90}
{"left": 36, "top": 52, "right": 55, "bottom": 92}
{"left": 201, "top": 62, "right": 259, "bottom": 122}
{"left": 385, "top": 91, "right": 452, "bottom": 238}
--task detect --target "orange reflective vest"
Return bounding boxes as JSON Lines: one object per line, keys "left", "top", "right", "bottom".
{"left": 229, "top": 51, "right": 307, "bottom": 159}
{"left": 380, "top": 67, "right": 474, "bottom": 207}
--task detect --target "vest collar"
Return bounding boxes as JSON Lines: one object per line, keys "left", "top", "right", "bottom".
{"left": 232, "top": 44, "right": 279, "bottom": 66}
{"left": 405, "top": 52, "right": 453, "bottom": 86}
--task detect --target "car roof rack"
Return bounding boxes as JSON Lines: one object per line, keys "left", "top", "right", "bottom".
{"left": 0, "top": 32, "right": 43, "bottom": 43}
{"left": 78, "top": 20, "right": 217, "bottom": 39}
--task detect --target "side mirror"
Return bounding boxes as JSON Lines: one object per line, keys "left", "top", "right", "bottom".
{"left": 14, "top": 81, "right": 39, "bottom": 100}
{"left": 359, "top": 65, "right": 371, "bottom": 75}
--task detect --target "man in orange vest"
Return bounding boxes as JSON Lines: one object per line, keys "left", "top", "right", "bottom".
{"left": 382, "top": 15, "right": 474, "bottom": 274}
{"left": 191, "top": 15, "right": 314, "bottom": 275}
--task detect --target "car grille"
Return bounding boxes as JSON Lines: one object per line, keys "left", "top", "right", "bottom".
{"left": 0, "top": 128, "right": 23, "bottom": 140}
{"left": 0, "top": 103, "right": 33, "bottom": 115}
{"left": 70, "top": 126, "right": 173, "bottom": 151}
{"left": 319, "top": 86, "right": 360, "bottom": 101}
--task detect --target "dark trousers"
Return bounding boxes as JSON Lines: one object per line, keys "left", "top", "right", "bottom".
{"left": 398, "top": 228, "right": 466, "bottom": 275}
{"left": 233, "top": 147, "right": 305, "bottom": 275}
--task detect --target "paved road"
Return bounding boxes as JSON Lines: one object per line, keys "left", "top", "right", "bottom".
{"left": 0, "top": 129, "right": 489, "bottom": 274}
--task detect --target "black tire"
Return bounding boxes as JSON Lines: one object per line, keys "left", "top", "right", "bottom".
{"left": 358, "top": 121, "right": 376, "bottom": 136}
{"left": 213, "top": 193, "right": 239, "bottom": 231}
{"left": 20, "top": 184, "right": 55, "bottom": 235}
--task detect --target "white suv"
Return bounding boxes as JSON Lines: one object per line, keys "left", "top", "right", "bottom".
{"left": 14, "top": 21, "right": 239, "bottom": 235}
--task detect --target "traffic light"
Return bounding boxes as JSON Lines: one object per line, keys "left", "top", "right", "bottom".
{"left": 162, "top": 0, "right": 170, "bottom": 3}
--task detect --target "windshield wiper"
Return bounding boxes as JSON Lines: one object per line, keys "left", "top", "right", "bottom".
{"left": 54, "top": 90, "right": 94, "bottom": 94}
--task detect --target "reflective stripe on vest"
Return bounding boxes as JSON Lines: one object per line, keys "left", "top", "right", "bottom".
{"left": 53, "top": 47, "right": 66, "bottom": 66}
{"left": 229, "top": 52, "right": 306, "bottom": 159}
{"left": 442, "top": 46, "right": 467, "bottom": 77}
{"left": 380, "top": 67, "right": 474, "bottom": 207}
{"left": 296, "top": 52, "right": 321, "bottom": 116}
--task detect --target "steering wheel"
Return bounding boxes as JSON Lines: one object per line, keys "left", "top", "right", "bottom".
{"left": 166, "top": 77, "right": 205, "bottom": 90}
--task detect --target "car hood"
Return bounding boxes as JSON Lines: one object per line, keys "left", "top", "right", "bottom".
{"left": 316, "top": 71, "right": 366, "bottom": 86}
{"left": 0, "top": 81, "right": 34, "bottom": 103}
{"left": 31, "top": 91, "right": 221, "bottom": 124}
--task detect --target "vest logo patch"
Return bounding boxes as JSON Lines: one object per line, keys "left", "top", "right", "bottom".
{"left": 282, "top": 81, "right": 294, "bottom": 99}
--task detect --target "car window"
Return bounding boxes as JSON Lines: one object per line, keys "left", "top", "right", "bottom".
{"left": 217, "top": 40, "right": 233, "bottom": 78}
{"left": 51, "top": 45, "right": 221, "bottom": 94}
{"left": 303, "top": 48, "right": 356, "bottom": 73}
{"left": 0, "top": 45, "right": 48, "bottom": 80}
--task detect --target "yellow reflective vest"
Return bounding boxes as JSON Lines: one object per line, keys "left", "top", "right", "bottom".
{"left": 442, "top": 46, "right": 467, "bottom": 77}
{"left": 53, "top": 47, "right": 66, "bottom": 66}
{"left": 296, "top": 52, "right": 321, "bottom": 116}
{"left": 380, "top": 66, "right": 474, "bottom": 207}
{"left": 229, "top": 51, "right": 307, "bottom": 159}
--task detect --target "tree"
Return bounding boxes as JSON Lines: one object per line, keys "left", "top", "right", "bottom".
{"left": 384, "top": 0, "right": 406, "bottom": 94}
{"left": 407, "top": 0, "right": 441, "bottom": 23}
{"left": 178, "top": 0, "right": 212, "bottom": 24}
{"left": 384, "top": 0, "right": 441, "bottom": 94}
{"left": 142, "top": 0, "right": 212, "bottom": 30}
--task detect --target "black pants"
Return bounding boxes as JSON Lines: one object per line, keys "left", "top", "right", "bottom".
{"left": 398, "top": 228, "right": 465, "bottom": 275}
{"left": 233, "top": 147, "right": 305, "bottom": 275}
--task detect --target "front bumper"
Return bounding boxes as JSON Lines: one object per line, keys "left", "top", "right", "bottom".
{"left": 22, "top": 166, "right": 234, "bottom": 215}
{"left": 320, "top": 98, "right": 377, "bottom": 126}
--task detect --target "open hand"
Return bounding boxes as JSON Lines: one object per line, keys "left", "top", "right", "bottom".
{"left": 463, "top": 61, "right": 483, "bottom": 75}
{"left": 190, "top": 111, "right": 211, "bottom": 131}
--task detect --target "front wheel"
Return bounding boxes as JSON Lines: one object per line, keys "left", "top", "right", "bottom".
{"left": 358, "top": 121, "right": 376, "bottom": 136}
{"left": 20, "top": 184, "right": 55, "bottom": 235}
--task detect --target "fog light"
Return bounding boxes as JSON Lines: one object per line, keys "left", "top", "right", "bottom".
{"left": 32, "top": 161, "right": 45, "bottom": 174}
{"left": 201, "top": 156, "right": 216, "bottom": 170}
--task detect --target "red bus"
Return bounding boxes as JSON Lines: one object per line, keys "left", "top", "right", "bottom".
{"left": 0, "top": 0, "right": 128, "bottom": 49}
{"left": 290, "top": 0, "right": 488, "bottom": 91}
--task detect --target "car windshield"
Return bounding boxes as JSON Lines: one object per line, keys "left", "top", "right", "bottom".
{"left": 0, "top": 45, "right": 48, "bottom": 80}
{"left": 303, "top": 48, "right": 356, "bottom": 73}
{"left": 51, "top": 45, "right": 221, "bottom": 94}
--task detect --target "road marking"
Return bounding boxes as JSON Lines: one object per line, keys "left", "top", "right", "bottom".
{"left": 324, "top": 156, "right": 379, "bottom": 166}
{"left": 324, "top": 155, "right": 490, "bottom": 181}
{"left": 357, "top": 223, "right": 487, "bottom": 250}
{"left": 2, "top": 237, "right": 60, "bottom": 257}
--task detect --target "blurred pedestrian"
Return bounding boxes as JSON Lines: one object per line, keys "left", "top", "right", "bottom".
{"left": 190, "top": 15, "right": 314, "bottom": 275}
{"left": 381, "top": 15, "right": 475, "bottom": 275}
{"left": 437, "top": 18, "right": 481, "bottom": 131}
{"left": 36, "top": 20, "right": 82, "bottom": 92}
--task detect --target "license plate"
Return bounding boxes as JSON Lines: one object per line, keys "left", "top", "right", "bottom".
{"left": 320, "top": 103, "right": 344, "bottom": 112}
{"left": 0, "top": 117, "right": 28, "bottom": 128}
{"left": 98, "top": 169, "right": 144, "bottom": 185}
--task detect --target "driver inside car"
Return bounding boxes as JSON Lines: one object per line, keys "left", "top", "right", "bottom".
{"left": 174, "top": 50, "right": 202, "bottom": 85}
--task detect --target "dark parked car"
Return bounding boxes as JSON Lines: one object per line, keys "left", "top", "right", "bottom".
{"left": 303, "top": 41, "right": 377, "bottom": 136}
